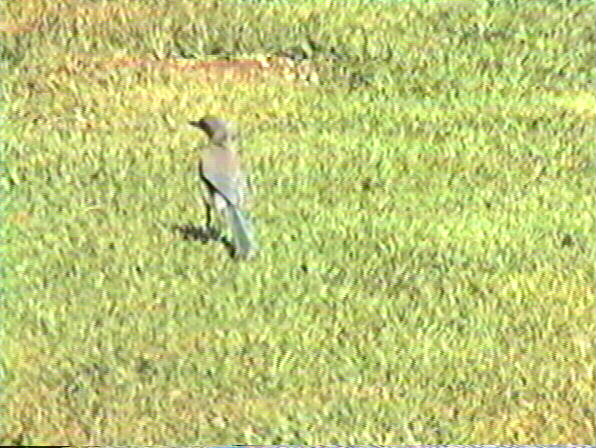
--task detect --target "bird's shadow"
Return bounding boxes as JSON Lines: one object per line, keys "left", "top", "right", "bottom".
{"left": 170, "top": 223, "right": 235, "bottom": 257}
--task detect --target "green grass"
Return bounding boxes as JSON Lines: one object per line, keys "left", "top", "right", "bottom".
{"left": 1, "top": 0, "right": 595, "bottom": 444}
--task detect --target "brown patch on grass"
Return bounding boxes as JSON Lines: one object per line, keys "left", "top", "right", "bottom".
{"left": 0, "top": 21, "right": 36, "bottom": 34}
{"left": 26, "top": 54, "right": 319, "bottom": 93}
{"left": 7, "top": 211, "right": 31, "bottom": 227}
{"left": 88, "top": 56, "right": 319, "bottom": 85}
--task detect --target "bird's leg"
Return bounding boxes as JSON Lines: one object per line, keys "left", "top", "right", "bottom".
{"left": 204, "top": 203, "right": 219, "bottom": 240}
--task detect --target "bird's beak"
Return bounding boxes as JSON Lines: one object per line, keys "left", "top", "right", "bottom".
{"left": 189, "top": 120, "right": 202, "bottom": 128}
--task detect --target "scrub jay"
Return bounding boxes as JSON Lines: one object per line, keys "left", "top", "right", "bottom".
{"left": 189, "top": 116, "right": 257, "bottom": 259}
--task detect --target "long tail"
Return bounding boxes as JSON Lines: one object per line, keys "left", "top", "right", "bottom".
{"left": 225, "top": 205, "right": 257, "bottom": 259}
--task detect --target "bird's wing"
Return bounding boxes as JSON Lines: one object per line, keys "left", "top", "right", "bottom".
{"left": 200, "top": 162, "right": 243, "bottom": 207}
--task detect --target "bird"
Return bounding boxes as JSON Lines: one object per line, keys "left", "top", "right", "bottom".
{"left": 189, "top": 116, "right": 257, "bottom": 259}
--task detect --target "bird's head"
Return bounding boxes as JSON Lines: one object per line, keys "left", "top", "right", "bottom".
{"left": 189, "top": 116, "right": 238, "bottom": 146}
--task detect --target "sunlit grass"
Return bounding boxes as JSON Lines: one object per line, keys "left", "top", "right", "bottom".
{"left": 1, "top": 0, "right": 594, "bottom": 444}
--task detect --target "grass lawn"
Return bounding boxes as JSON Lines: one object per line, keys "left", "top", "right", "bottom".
{"left": 1, "top": 0, "right": 595, "bottom": 444}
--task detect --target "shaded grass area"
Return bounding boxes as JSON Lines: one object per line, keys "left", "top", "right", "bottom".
{"left": 1, "top": 0, "right": 595, "bottom": 444}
